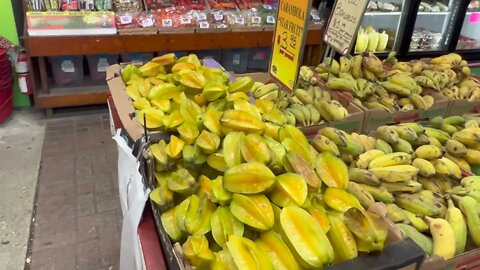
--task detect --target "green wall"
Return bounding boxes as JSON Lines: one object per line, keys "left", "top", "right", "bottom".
{"left": 0, "top": 1, "right": 31, "bottom": 107}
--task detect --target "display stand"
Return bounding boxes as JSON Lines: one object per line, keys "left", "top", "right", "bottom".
{"left": 24, "top": 29, "right": 324, "bottom": 113}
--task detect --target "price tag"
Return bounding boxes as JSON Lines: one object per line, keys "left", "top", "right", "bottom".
{"left": 119, "top": 15, "right": 132, "bottom": 24}
{"left": 196, "top": 13, "right": 207, "bottom": 21}
{"left": 199, "top": 21, "right": 210, "bottom": 29}
{"left": 252, "top": 16, "right": 262, "bottom": 24}
{"left": 235, "top": 17, "right": 245, "bottom": 25}
{"left": 267, "top": 16, "right": 275, "bottom": 24}
{"left": 269, "top": 0, "right": 311, "bottom": 92}
{"left": 263, "top": 4, "right": 272, "bottom": 9}
{"left": 214, "top": 13, "right": 224, "bottom": 21}
{"left": 141, "top": 18, "right": 154, "bottom": 27}
{"left": 162, "top": 19, "right": 173, "bottom": 27}
{"left": 97, "top": 58, "right": 109, "bottom": 72}
{"left": 324, "top": 0, "right": 370, "bottom": 55}
{"left": 61, "top": 60, "right": 75, "bottom": 73}
{"left": 165, "top": 7, "right": 176, "bottom": 12}
{"left": 180, "top": 17, "right": 192, "bottom": 25}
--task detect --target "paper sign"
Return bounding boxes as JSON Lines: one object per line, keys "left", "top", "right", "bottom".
{"left": 269, "top": 0, "right": 311, "bottom": 92}
{"left": 324, "top": 0, "right": 369, "bottom": 55}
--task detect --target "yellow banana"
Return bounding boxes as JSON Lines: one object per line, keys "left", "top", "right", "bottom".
{"left": 445, "top": 199, "right": 467, "bottom": 255}
{"left": 412, "top": 158, "right": 436, "bottom": 177}
{"left": 369, "top": 165, "right": 419, "bottom": 183}
{"left": 425, "top": 217, "right": 456, "bottom": 260}
{"left": 414, "top": 145, "right": 442, "bottom": 160}
{"left": 368, "top": 152, "right": 412, "bottom": 169}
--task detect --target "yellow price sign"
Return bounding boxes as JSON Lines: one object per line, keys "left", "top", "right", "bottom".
{"left": 269, "top": 0, "right": 312, "bottom": 92}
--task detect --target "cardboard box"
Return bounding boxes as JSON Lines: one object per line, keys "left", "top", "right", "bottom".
{"left": 418, "top": 249, "right": 480, "bottom": 270}
{"left": 106, "top": 64, "right": 144, "bottom": 142}
{"left": 300, "top": 91, "right": 365, "bottom": 138}
{"left": 446, "top": 99, "right": 480, "bottom": 117}
{"left": 338, "top": 92, "right": 449, "bottom": 133}
{"left": 26, "top": 11, "right": 116, "bottom": 36}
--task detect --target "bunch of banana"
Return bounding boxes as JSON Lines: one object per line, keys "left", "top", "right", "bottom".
{"left": 442, "top": 77, "right": 480, "bottom": 101}
{"left": 354, "top": 26, "right": 389, "bottom": 53}
{"left": 315, "top": 53, "right": 386, "bottom": 82}
{"left": 429, "top": 53, "right": 471, "bottom": 79}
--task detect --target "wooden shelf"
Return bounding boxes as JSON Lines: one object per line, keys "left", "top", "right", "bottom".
{"left": 36, "top": 83, "right": 109, "bottom": 109}
{"left": 25, "top": 29, "right": 323, "bottom": 57}
{"left": 25, "top": 29, "right": 325, "bottom": 110}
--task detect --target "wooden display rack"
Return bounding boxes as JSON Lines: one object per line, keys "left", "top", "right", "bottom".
{"left": 23, "top": 29, "right": 324, "bottom": 113}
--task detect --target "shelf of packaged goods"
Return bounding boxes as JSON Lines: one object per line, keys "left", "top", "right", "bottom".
{"left": 364, "top": 12, "right": 402, "bottom": 16}
{"left": 24, "top": 29, "right": 324, "bottom": 57}
{"left": 36, "top": 83, "right": 109, "bottom": 109}
{"left": 417, "top": 11, "right": 450, "bottom": 15}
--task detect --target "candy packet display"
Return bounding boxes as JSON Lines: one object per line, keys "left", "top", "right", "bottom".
{"left": 95, "top": 0, "right": 112, "bottom": 10}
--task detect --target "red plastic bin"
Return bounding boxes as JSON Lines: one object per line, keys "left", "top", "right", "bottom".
{"left": 0, "top": 85, "right": 13, "bottom": 124}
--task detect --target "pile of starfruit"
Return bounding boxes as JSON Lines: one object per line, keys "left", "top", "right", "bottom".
{"left": 123, "top": 54, "right": 390, "bottom": 270}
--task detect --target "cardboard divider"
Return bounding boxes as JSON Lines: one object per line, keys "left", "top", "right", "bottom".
{"left": 446, "top": 99, "right": 480, "bottom": 117}
{"left": 300, "top": 91, "right": 365, "bottom": 138}
{"left": 337, "top": 91, "right": 449, "bottom": 133}
{"left": 106, "top": 64, "right": 144, "bottom": 142}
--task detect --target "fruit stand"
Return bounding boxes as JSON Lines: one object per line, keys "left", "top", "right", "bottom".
{"left": 104, "top": 44, "right": 480, "bottom": 270}
{"left": 24, "top": 29, "right": 324, "bottom": 114}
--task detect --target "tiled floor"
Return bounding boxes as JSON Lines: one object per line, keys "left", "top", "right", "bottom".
{"left": 28, "top": 113, "right": 121, "bottom": 270}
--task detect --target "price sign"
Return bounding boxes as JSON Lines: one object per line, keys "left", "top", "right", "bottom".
{"left": 324, "top": 0, "right": 369, "bottom": 55}
{"left": 269, "top": 0, "right": 311, "bottom": 92}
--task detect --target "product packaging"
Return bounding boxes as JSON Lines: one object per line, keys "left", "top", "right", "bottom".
{"left": 116, "top": 11, "right": 141, "bottom": 28}
{"left": 59, "top": 0, "right": 79, "bottom": 10}
{"left": 113, "top": 0, "right": 143, "bottom": 12}
{"left": 208, "top": 0, "right": 236, "bottom": 10}
{"left": 184, "top": 0, "right": 207, "bottom": 10}
{"left": 79, "top": 0, "right": 95, "bottom": 10}
{"left": 95, "top": 0, "right": 112, "bottom": 10}
{"left": 144, "top": 0, "right": 183, "bottom": 10}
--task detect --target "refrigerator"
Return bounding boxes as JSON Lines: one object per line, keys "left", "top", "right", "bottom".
{"left": 455, "top": 0, "right": 480, "bottom": 60}
{"left": 356, "top": 0, "right": 414, "bottom": 54}
{"left": 339, "top": 0, "right": 478, "bottom": 60}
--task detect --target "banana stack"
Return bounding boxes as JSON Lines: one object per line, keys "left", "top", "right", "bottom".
{"left": 325, "top": 71, "right": 433, "bottom": 112}
{"left": 355, "top": 26, "right": 389, "bottom": 53}
{"left": 391, "top": 53, "right": 480, "bottom": 101}
{"left": 250, "top": 66, "right": 350, "bottom": 127}
{"left": 316, "top": 52, "right": 386, "bottom": 82}
{"left": 127, "top": 53, "right": 392, "bottom": 270}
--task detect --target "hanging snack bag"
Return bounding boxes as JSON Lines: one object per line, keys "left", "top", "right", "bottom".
{"left": 95, "top": 0, "right": 113, "bottom": 10}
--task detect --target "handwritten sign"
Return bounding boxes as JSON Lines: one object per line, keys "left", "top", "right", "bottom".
{"left": 269, "top": 0, "right": 311, "bottom": 92}
{"left": 324, "top": 0, "right": 369, "bottom": 55}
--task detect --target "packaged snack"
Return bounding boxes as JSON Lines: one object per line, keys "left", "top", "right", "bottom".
{"left": 134, "top": 12, "right": 156, "bottom": 28}
{"left": 184, "top": 0, "right": 207, "bottom": 10}
{"left": 95, "top": 0, "right": 112, "bottom": 10}
{"left": 208, "top": 0, "right": 236, "bottom": 10}
{"left": 225, "top": 10, "right": 247, "bottom": 28}
{"left": 175, "top": 13, "right": 196, "bottom": 28}
{"left": 116, "top": 11, "right": 140, "bottom": 28}
{"left": 113, "top": 0, "right": 143, "bottom": 12}
{"left": 79, "top": 0, "right": 95, "bottom": 10}
{"left": 207, "top": 10, "right": 230, "bottom": 29}
{"left": 242, "top": 0, "right": 262, "bottom": 9}
{"left": 194, "top": 10, "right": 211, "bottom": 29}
{"left": 145, "top": 0, "right": 182, "bottom": 10}
{"left": 60, "top": 0, "right": 79, "bottom": 10}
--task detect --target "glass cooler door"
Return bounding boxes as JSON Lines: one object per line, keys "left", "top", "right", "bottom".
{"left": 409, "top": 0, "right": 463, "bottom": 52}
{"left": 355, "top": 0, "right": 411, "bottom": 54}
{"left": 456, "top": 0, "right": 480, "bottom": 51}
